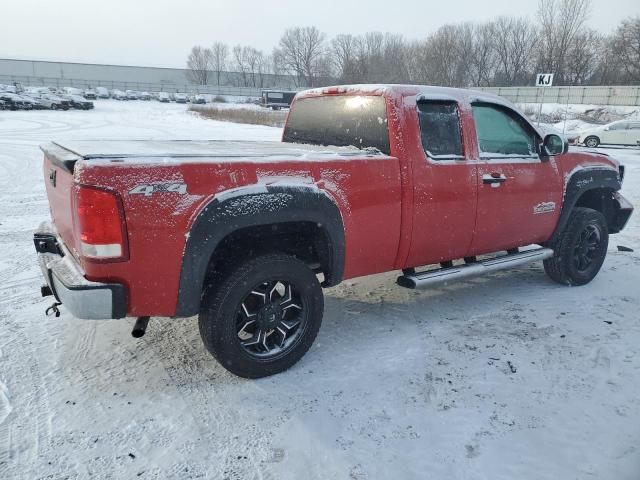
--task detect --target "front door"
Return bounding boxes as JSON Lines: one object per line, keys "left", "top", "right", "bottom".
{"left": 469, "top": 102, "right": 563, "bottom": 255}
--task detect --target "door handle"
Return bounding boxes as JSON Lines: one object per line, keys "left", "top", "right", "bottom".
{"left": 482, "top": 173, "right": 507, "bottom": 185}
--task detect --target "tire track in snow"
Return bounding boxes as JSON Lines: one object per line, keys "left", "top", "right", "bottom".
{"left": 0, "top": 325, "right": 52, "bottom": 480}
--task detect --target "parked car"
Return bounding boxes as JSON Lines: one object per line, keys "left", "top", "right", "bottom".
{"left": 138, "top": 91, "right": 151, "bottom": 101}
{"left": 173, "top": 92, "right": 187, "bottom": 103}
{"left": 34, "top": 85, "right": 633, "bottom": 379}
{"left": 96, "top": 87, "right": 110, "bottom": 99}
{"left": 125, "top": 90, "right": 139, "bottom": 100}
{"left": 64, "top": 95, "right": 94, "bottom": 110}
{"left": 84, "top": 89, "right": 97, "bottom": 100}
{"left": 191, "top": 94, "right": 206, "bottom": 104}
{"left": 20, "top": 95, "right": 45, "bottom": 110}
{"left": 158, "top": 92, "right": 170, "bottom": 103}
{"left": 64, "top": 87, "right": 84, "bottom": 96}
{"left": 0, "top": 92, "right": 28, "bottom": 110}
{"left": 44, "top": 94, "right": 72, "bottom": 110}
{"left": 578, "top": 120, "right": 640, "bottom": 147}
{"left": 111, "top": 90, "right": 127, "bottom": 100}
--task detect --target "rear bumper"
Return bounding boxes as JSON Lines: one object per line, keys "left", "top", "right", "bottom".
{"left": 613, "top": 192, "right": 633, "bottom": 233}
{"left": 34, "top": 222, "right": 128, "bottom": 319}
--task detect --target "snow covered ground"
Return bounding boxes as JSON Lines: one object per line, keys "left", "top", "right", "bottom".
{"left": 1, "top": 100, "right": 639, "bottom": 480}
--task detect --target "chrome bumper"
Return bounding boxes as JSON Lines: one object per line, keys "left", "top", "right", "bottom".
{"left": 34, "top": 222, "right": 127, "bottom": 319}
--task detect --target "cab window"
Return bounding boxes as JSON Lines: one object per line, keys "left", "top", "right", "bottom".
{"left": 417, "top": 101, "right": 464, "bottom": 159}
{"left": 472, "top": 103, "right": 538, "bottom": 158}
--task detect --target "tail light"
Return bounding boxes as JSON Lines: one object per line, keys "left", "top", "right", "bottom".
{"left": 73, "top": 185, "right": 128, "bottom": 261}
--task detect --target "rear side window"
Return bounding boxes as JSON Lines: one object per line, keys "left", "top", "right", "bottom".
{"left": 417, "top": 101, "right": 464, "bottom": 159}
{"left": 283, "top": 96, "right": 390, "bottom": 155}
{"left": 472, "top": 103, "right": 537, "bottom": 158}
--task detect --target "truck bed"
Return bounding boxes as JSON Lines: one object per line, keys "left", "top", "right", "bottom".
{"left": 42, "top": 139, "right": 388, "bottom": 171}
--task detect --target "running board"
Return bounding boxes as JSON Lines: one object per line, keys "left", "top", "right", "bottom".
{"left": 396, "top": 248, "right": 554, "bottom": 289}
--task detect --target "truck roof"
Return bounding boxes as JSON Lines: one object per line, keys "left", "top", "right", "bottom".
{"left": 297, "top": 84, "right": 514, "bottom": 108}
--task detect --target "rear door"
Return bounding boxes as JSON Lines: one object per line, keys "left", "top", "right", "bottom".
{"left": 470, "top": 102, "right": 563, "bottom": 255}
{"left": 624, "top": 122, "right": 640, "bottom": 145}
{"left": 404, "top": 98, "right": 477, "bottom": 267}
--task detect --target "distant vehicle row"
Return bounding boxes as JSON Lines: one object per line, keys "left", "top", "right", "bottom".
{"left": 0, "top": 90, "right": 94, "bottom": 111}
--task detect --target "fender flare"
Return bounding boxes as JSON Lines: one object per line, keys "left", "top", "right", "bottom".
{"left": 175, "top": 184, "right": 345, "bottom": 317}
{"left": 549, "top": 167, "right": 621, "bottom": 244}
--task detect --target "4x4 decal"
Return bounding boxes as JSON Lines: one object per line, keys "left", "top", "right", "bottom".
{"left": 129, "top": 183, "right": 187, "bottom": 196}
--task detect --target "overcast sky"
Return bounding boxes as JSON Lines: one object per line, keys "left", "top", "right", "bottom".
{"left": 1, "top": 0, "right": 637, "bottom": 68}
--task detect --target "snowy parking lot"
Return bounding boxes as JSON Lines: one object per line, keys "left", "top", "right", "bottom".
{"left": 1, "top": 100, "right": 639, "bottom": 479}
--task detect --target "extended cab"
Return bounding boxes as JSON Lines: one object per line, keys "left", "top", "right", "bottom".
{"left": 34, "top": 85, "right": 633, "bottom": 378}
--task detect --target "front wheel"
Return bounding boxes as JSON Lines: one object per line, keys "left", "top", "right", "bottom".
{"left": 199, "top": 253, "right": 324, "bottom": 378}
{"left": 544, "top": 207, "right": 609, "bottom": 286}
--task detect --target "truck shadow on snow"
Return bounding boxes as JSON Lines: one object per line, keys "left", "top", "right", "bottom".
{"left": 139, "top": 263, "right": 576, "bottom": 385}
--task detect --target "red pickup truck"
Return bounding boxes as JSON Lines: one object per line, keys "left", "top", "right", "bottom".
{"left": 34, "top": 85, "right": 633, "bottom": 378}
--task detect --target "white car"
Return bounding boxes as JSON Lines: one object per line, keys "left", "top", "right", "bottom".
{"left": 173, "top": 93, "right": 188, "bottom": 103}
{"left": 111, "top": 89, "right": 127, "bottom": 100}
{"left": 158, "top": 92, "right": 170, "bottom": 103}
{"left": 96, "top": 87, "right": 110, "bottom": 99}
{"left": 578, "top": 120, "right": 640, "bottom": 148}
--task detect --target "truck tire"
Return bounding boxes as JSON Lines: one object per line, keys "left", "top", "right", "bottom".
{"left": 544, "top": 207, "right": 608, "bottom": 286}
{"left": 584, "top": 136, "right": 600, "bottom": 148}
{"left": 198, "top": 253, "right": 324, "bottom": 378}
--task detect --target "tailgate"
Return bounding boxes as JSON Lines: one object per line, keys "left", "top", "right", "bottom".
{"left": 41, "top": 143, "right": 81, "bottom": 258}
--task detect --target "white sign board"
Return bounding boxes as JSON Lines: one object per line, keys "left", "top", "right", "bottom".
{"left": 536, "top": 73, "right": 554, "bottom": 87}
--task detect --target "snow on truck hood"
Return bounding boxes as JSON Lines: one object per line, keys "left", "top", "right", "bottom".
{"left": 42, "top": 139, "right": 388, "bottom": 170}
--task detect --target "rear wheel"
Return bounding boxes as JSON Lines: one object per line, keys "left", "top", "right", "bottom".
{"left": 544, "top": 207, "right": 608, "bottom": 286}
{"left": 584, "top": 136, "right": 600, "bottom": 148}
{"left": 199, "top": 253, "right": 324, "bottom": 378}
{"left": 51, "top": 104, "right": 58, "bottom": 110}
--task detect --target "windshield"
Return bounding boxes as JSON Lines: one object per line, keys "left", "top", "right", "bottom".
{"left": 282, "top": 95, "right": 390, "bottom": 155}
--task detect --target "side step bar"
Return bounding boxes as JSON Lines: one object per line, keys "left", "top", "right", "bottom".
{"left": 397, "top": 248, "right": 554, "bottom": 289}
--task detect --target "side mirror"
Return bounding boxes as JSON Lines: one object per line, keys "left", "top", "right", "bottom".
{"left": 604, "top": 126, "right": 610, "bottom": 131}
{"left": 542, "top": 133, "right": 568, "bottom": 156}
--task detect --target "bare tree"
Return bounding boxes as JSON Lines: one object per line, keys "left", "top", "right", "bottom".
{"left": 277, "top": 26, "right": 326, "bottom": 87}
{"left": 611, "top": 17, "right": 640, "bottom": 83}
{"left": 565, "top": 29, "right": 601, "bottom": 84}
{"left": 331, "top": 34, "right": 360, "bottom": 83}
{"left": 537, "top": 0, "right": 591, "bottom": 84}
{"left": 468, "top": 22, "right": 498, "bottom": 87}
{"left": 186, "top": 46, "right": 212, "bottom": 85}
{"left": 211, "top": 42, "right": 228, "bottom": 86}
{"left": 493, "top": 17, "right": 538, "bottom": 86}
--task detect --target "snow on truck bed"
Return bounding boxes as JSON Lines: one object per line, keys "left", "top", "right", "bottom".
{"left": 45, "top": 139, "right": 388, "bottom": 163}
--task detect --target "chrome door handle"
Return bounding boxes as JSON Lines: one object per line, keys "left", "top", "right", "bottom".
{"left": 482, "top": 173, "right": 507, "bottom": 185}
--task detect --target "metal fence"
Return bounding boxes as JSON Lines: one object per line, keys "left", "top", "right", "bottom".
{"left": 0, "top": 74, "right": 271, "bottom": 97}
{"left": 474, "top": 85, "right": 640, "bottom": 106}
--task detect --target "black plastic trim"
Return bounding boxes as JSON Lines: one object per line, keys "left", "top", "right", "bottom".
{"left": 34, "top": 233, "right": 64, "bottom": 256}
{"left": 550, "top": 167, "right": 622, "bottom": 244}
{"left": 175, "top": 185, "right": 345, "bottom": 317}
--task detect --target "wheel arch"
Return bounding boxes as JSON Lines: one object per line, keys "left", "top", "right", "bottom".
{"left": 175, "top": 184, "right": 345, "bottom": 317}
{"left": 549, "top": 167, "right": 622, "bottom": 244}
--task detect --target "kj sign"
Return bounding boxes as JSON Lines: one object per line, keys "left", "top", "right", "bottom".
{"left": 536, "top": 73, "right": 554, "bottom": 87}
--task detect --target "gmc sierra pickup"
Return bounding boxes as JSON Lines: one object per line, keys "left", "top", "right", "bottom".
{"left": 34, "top": 85, "right": 633, "bottom": 378}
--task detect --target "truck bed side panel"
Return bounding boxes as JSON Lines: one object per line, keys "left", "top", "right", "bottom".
{"left": 76, "top": 156, "right": 402, "bottom": 317}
